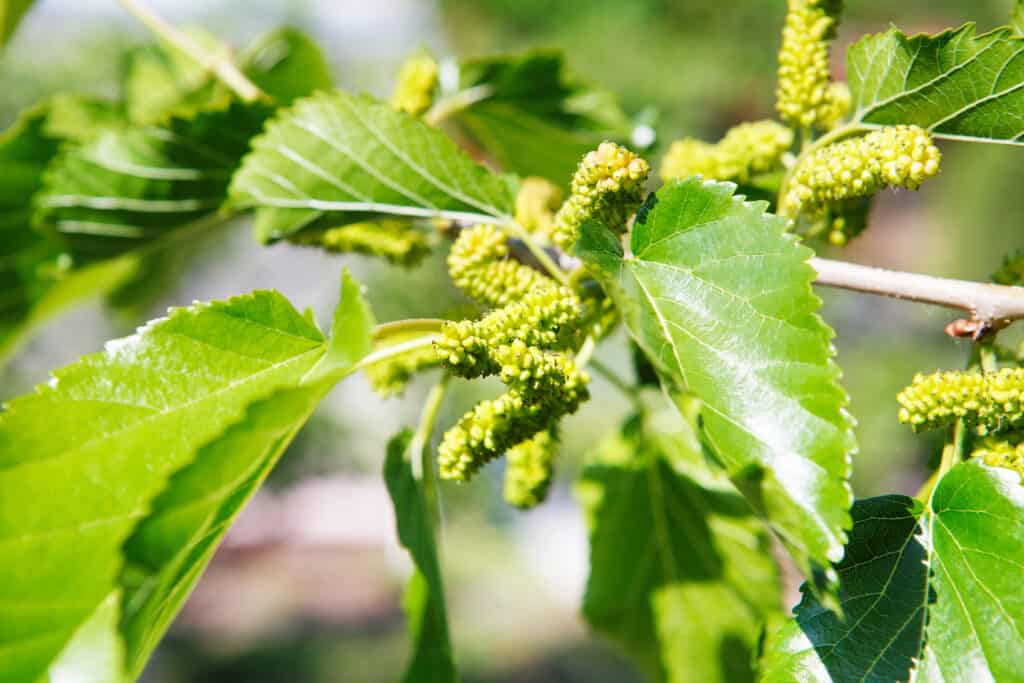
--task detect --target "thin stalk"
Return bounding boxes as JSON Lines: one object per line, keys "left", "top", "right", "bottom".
{"left": 423, "top": 84, "right": 495, "bottom": 127}
{"left": 501, "top": 219, "right": 571, "bottom": 286}
{"left": 373, "top": 318, "right": 445, "bottom": 342}
{"left": 118, "top": 0, "right": 265, "bottom": 102}
{"left": 410, "top": 375, "right": 451, "bottom": 528}
{"left": 354, "top": 335, "right": 436, "bottom": 372}
{"left": 589, "top": 358, "right": 638, "bottom": 402}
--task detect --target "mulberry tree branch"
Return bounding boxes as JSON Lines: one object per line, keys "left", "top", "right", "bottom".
{"left": 810, "top": 257, "right": 1024, "bottom": 330}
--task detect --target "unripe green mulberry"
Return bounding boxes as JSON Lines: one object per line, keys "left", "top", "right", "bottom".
{"left": 515, "top": 177, "right": 563, "bottom": 241}
{"left": 448, "top": 224, "right": 555, "bottom": 308}
{"left": 434, "top": 286, "right": 582, "bottom": 378}
{"left": 776, "top": 0, "right": 843, "bottom": 128}
{"left": 363, "top": 338, "right": 439, "bottom": 397}
{"left": 818, "top": 82, "right": 851, "bottom": 131}
{"left": 504, "top": 430, "right": 558, "bottom": 509}
{"left": 782, "top": 125, "right": 940, "bottom": 217}
{"left": 972, "top": 436, "right": 1024, "bottom": 481}
{"left": 552, "top": 142, "right": 650, "bottom": 251}
{"left": 391, "top": 54, "right": 439, "bottom": 117}
{"left": 897, "top": 368, "right": 1024, "bottom": 436}
{"left": 290, "top": 220, "right": 430, "bottom": 266}
{"left": 437, "top": 359, "right": 588, "bottom": 481}
{"left": 660, "top": 120, "right": 793, "bottom": 183}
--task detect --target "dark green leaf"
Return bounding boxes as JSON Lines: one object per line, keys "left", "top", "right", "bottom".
{"left": 759, "top": 495, "right": 927, "bottom": 683}
{"left": 229, "top": 90, "right": 515, "bottom": 243}
{"left": 385, "top": 431, "right": 458, "bottom": 683}
{"left": 578, "top": 178, "right": 855, "bottom": 592}
{"left": 0, "top": 0, "right": 34, "bottom": 48}
{"left": 580, "top": 398, "right": 780, "bottom": 683}
{"left": 761, "top": 461, "right": 1024, "bottom": 682}
{"left": 848, "top": 24, "right": 1024, "bottom": 145}
{"left": 0, "top": 279, "right": 369, "bottom": 680}
{"left": 241, "top": 26, "right": 334, "bottom": 105}
{"left": 453, "top": 51, "right": 635, "bottom": 183}
{"left": 35, "top": 99, "right": 269, "bottom": 262}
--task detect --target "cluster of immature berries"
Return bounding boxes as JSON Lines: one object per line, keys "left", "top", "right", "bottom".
{"left": 346, "top": 0, "right": 1024, "bottom": 503}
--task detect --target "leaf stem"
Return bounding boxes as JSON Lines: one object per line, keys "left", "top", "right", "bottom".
{"left": 410, "top": 375, "right": 451, "bottom": 529}
{"left": 589, "top": 358, "right": 638, "bottom": 402}
{"left": 500, "top": 219, "right": 572, "bottom": 286}
{"left": 373, "top": 318, "right": 445, "bottom": 341}
{"left": 118, "top": 0, "right": 265, "bottom": 103}
{"left": 810, "top": 257, "right": 1024, "bottom": 329}
{"left": 355, "top": 335, "right": 436, "bottom": 372}
{"left": 424, "top": 84, "right": 495, "bottom": 127}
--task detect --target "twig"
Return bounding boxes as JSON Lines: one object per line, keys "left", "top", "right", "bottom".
{"left": 423, "top": 85, "right": 495, "bottom": 127}
{"left": 810, "top": 257, "right": 1024, "bottom": 329}
{"left": 118, "top": 0, "right": 265, "bottom": 103}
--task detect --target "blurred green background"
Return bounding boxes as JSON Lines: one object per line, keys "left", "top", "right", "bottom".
{"left": 2, "top": 1, "right": 1022, "bottom": 681}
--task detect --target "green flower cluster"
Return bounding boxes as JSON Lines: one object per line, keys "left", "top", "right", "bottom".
{"left": 291, "top": 220, "right": 430, "bottom": 266}
{"left": 514, "top": 177, "right": 563, "bottom": 242}
{"left": 660, "top": 120, "right": 793, "bottom": 183}
{"left": 776, "top": 0, "right": 844, "bottom": 128}
{"left": 447, "top": 224, "right": 553, "bottom": 307}
{"left": 503, "top": 430, "right": 558, "bottom": 509}
{"left": 551, "top": 142, "right": 650, "bottom": 251}
{"left": 438, "top": 356, "right": 586, "bottom": 482}
{"left": 897, "top": 368, "right": 1024, "bottom": 435}
{"left": 391, "top": 54, "right": 439, "bottom": 117}
{"left": 819, "top": 81, "right": 851, "bottom": 131}
{"left": 782, "top": 125, "right": 941, "bottom": 218}
{"left": 972, "top": 436, "right": 1024, "bottom": 480}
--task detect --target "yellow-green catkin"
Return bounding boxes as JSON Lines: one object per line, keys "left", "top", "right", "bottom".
{"left": 551, "top": 142, "right": 650, "bottom": 251}
{"left": 447, "top": 224, "right": 554, "bottom": 308}
{"left": 515, "top": 177, "right": 564, "bottom": 242}
{"left": 897, "top": 368, "right": 1024, "bottom": 435}
{"left": 291, "top": 220, "right": 430, "bottom": 266}
{"left": 776, "top": 0, "right": 843, "bottom": 129}
{"left": 363, "top": 339, "right": 439, "bottom": 397}
{"left": 782, "top": 125, "right": 940, "bottom": 217}
{"left": 437, "top": 358, "right": 587, "bottom": 481}
{"left": 503, "top": 430, "right": 558, "bottom": 509}
{"left": 660, "top": 120, "right": 793, "bottom": 183}
{"left": 391, "top": 54, "right": 439, "bottom": 117}
{"left": 818, "top": 82, "right": 851, "bottom": 131}
{"left": 435, "top": 286, "right": 582, "bottom": 379}
{"left": 972, "top": 436, "right": 1024, "bottom": 480}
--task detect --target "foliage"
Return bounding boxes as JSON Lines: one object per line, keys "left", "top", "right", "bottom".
{"left": 2, "top": 2, "right": 1024, "bottom": 682}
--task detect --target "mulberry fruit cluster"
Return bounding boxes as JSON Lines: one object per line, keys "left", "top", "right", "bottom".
{"left": 897, "top": 368, "right": 1024, "bottom": 436}
{"left": 290, "top": 220, "right": 430, "bottom": 266}
{"left": 503, "top": 430, "right": 558, "bottom": 509}
{"left": 776, "top": 0, "right": 843, "bottom": 129}
{"left": 514, "top": 177, "right": 564, "bottom": 242}
{"left": 660, "top": 120, "right": 793, "bottom": 183}
{"left": 391, "top": 54, "right": 439, "bottom": 117}
{"left": 551, "top": 142, "right": 650, "bottom": 251}
{"left": 782, "top": 125, "right": 940, "bottom": 218}
{"left": 972, "top": 436, "right": 1024, "bottom": 480}
{"left": 436, "top": 223, "right": 589, "bottom": 483}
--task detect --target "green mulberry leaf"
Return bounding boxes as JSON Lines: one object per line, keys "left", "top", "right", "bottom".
{"left": 577, "top": 178, "right": 854, "bottom": 596}
{"left": 1014, "top": 1, "right": 1024, "bottom": 36}
{"left": 0, "top": 272, "right": 373, "bottom": 681}
{"left": 848, "top": 24, "right": 1024, "bottom": 145}
{"left": 0, "top": 0, "right": 34, "bottom": 48}
{"left": 228, "top": 90, "right": 514, "bottom": 243}
{"left": 35, "top": 99, "right": 270, "bottom": 262}
{"left": 579, "top": 397, "right": 780, "bottom": 683}
{"left": 385, "top": 430, "right": 458, "bottom": 683}
{"left": 451, "top": 51, "right": 635, "bottom": 183}
{"left": 760, "top": 461, "right": 1024, "bottom": 682}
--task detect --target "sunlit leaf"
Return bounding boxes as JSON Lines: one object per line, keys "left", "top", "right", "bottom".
{"left": 848, "top": 24, "right": 1024, "bottom": 145}
{"left": 578, "top": 178, "right": 854, "bottom": 596}
{"left": 229, "top": 90, "right": 514, "bottom": 243}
